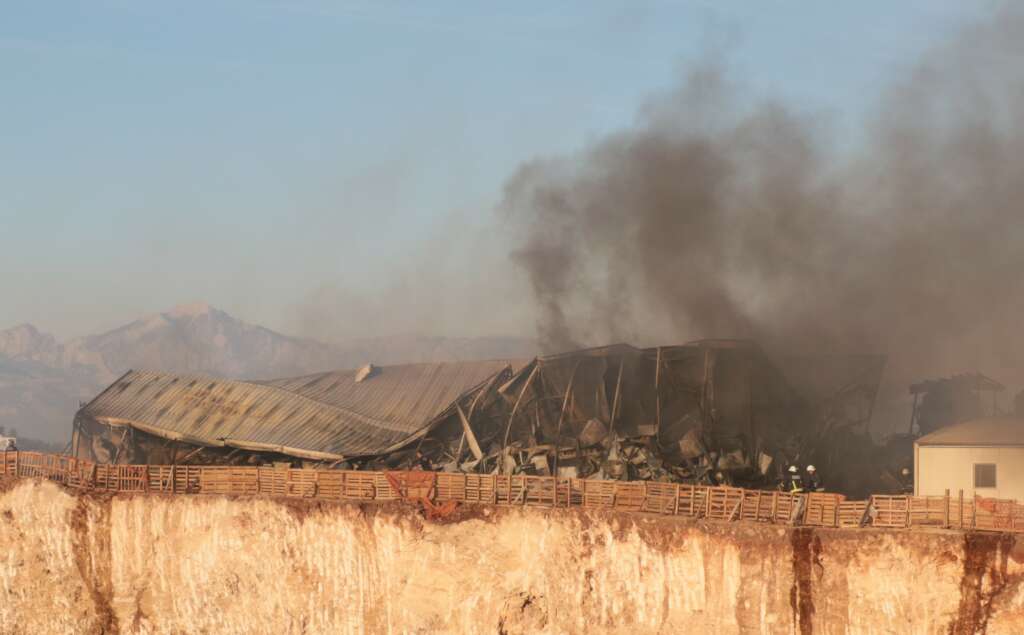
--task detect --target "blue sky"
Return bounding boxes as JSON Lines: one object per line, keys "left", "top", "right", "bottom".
{"left": 0, "top": 1, "right": 992, "bottom": 340}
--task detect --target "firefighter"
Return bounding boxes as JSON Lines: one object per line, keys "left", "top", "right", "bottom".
{"left": 896, "top": 466, "right": 913, "bottom": 493}
{"left": 778, "top": 465, "right": 790, "bottom": 490}
{"left": 805, "top": 465, "right": 822, "bottom": 492}
{"left": 712, "top": 470, "right": 730, "bottom": 486}
{"left": 784, "top": 465, "right": 804, "bottom": 493}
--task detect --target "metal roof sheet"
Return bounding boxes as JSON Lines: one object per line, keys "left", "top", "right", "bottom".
{"left": 915, "top": 417, "right": 1024, "bottom": 447}
{"left": 263, "top": 360, "right": 518, "bottom": 430}
{"left": 78, "top": 361, "right": 516, "bottom": 460}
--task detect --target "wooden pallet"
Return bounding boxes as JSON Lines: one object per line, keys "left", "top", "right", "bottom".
{"left": 870, "top": 495, "right": 910, "bottom": 528}
{"left": 641, "top": 482, "right": 679, "bottom": 515}
{"left": 804, "top": 493, "right": 844, "bottom": 528}
{"left": 5, "top": 450, "right": 1024, "bottom": 534}
{"left": 838, "top": 501, "right": 868, "bottom": 527}
{"left": 909, "top": 496, "right": 948, "bottom": 527}
{"left": 611, "top": 482, "right": 647, "bottom": 513}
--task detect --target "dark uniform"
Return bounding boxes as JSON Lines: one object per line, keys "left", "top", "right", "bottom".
{"left": 785, "top": 470, "right": 804, "bottom": 493}
{"left": 805, "top": 470, "right": 822, "bottom": 492}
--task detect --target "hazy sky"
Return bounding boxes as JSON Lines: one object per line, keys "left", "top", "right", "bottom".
{"left": 1, "top": 1, "right": 989, "bottom": 341}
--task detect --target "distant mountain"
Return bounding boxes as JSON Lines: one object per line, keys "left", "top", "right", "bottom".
{"left": 64, "top": 302, "right": 350, "bottom": 383}
{"left": 0, "top": 303, "right": 537, "bottom": 443}
{"left": 0, "top": 323, "right": 61, "bottom": 363}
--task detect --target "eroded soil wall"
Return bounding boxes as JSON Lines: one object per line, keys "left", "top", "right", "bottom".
{"left": 1, "top": 480, "right": 1022, "bottom": 634}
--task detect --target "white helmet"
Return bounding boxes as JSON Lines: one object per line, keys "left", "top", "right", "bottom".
{"left": 806, "top": 465, "right": 816, "bottom": 472}
{"left": 788, "top": 465, "right": 798, "bottom": 473}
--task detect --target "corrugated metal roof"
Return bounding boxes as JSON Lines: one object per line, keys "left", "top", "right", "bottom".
{"left": 263, "top": 360, "right": 518, "bottom": 430}
{"left": 915, "top": 417, "right": 1024, "bottom": 447}
{"left": 78, "top": 361, "right": 516, "bottom": 460}
{"left": 537, "top": 343, "right": 640, "bottom": 362}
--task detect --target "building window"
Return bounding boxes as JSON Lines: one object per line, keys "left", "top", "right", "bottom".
{"left": 974, "top": 464, "right": 997, "bottom": 489}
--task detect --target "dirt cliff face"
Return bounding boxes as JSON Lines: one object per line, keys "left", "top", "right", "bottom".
{"left": 0, "top": 479, "right": 1022, "bottom": 634}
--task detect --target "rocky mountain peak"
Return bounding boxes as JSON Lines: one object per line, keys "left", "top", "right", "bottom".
{"left": 165, "top": 302, "right": 215, "bottom": 319}
{"left": 0, "top": 323, "right": 60, "bottom": 360}
{"left": 1, "top": 303, "right": 536, "bottom": 443}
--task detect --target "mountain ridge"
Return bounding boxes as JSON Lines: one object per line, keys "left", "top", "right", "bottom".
{"left": 0, "top": 303, "right": 536, "bottom": 443}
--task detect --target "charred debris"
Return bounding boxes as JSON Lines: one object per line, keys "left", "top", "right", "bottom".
{"left": 396, "top": 341, "right": 887, "bottom": 494}
{"left": 875, "top": 372, "right": 1008, "bottom": 494}
{"left": 72, "top": 340, "right": 895, "bottom": 495}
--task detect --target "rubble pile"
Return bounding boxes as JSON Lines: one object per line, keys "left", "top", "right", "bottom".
{"left": 72, "top": 340, "right": 899, "bottom": 495}
{"left": 374, "top": 341, "right": 887, "bottom": 493}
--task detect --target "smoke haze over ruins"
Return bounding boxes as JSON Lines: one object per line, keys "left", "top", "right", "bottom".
{"left": 4, "top": 3, "right": 1023, "bottom": 437}
{"left": 502, "top": 6, "right": 1024, "bottom": 398}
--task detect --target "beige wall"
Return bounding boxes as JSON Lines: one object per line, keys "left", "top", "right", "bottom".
{"left": 915, "top": 445, "right": 1024, "bottom": 501}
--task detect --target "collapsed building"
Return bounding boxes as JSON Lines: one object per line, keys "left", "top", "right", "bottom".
{"left": 908, "top": 372, "right": 1005, "bottom": 436}
{"left": 71, "top": 340, "right": 888, "bottom": 493}
{"left": 868, "top": 372, "right": 1010, "bottom": 494}
{"left": 72, "top": 361, "right": 518, "bottom": 468}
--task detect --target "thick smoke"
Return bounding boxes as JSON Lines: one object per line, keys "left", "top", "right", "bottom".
{"left": 503, "top": 8, "right": 1024, "bottom": 408}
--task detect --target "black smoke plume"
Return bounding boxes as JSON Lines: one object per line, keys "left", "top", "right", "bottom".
{"left": 503, "top": 8, "right": 1024, "bottom": 421}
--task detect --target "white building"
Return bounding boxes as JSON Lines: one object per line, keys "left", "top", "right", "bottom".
{"left": 914, "top": 417, "right": 1024, "bottom": 501}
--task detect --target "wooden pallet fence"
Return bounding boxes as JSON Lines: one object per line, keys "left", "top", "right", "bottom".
{"left": 531, "top": 476, "right": 553, "bottom": 507}
{"left": 458, "top": 474, "right": 496, "bottom": 504}
{"left": 804, "top": 493, "right": 845, "bottom": 528}
{"left": 434, "top": 472, "right": 465, "bottom": 503}
{"left": 199, "top": 467, "right": 260, "bottom": 496}
{"left": 3, "top": 451, "right": 1024, "bottom": 534}
{"left": 493, "top": 475, "right": 523, "bottom": 505}
{"left": 909, "top": 495, "right": 948, "bottom": 527}
{"left": 640, "top": 482, "right": 679, "bottom": 515}
{"left": 675, "top": 485, "right": 704, "bottom": 518}
{"left": 704, "top": 487, "right": 745, "bottom": 521}
{"left": 565, "top": 478, "right": 586, "bottom": 507}
{"left": 972, "top": 497, "right": 1023, "bottom": 532}
{"left": 738, "top": 490, "right": 788, "bottom": 523}
{"left": 340, "top": 471, "right": 379, "bottom": 500}
{"left": 578, "top": 479, "right": 615, "bottom": 508}
{"left": 838, "top": 501, "right": 869, "bottom": 528}
{"left": 869, "top": 495, "right": 911, "bottom": 529}
{"left": 611, "top": 482, "right": 647, "bottom": 513}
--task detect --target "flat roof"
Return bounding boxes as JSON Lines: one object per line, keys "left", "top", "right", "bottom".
{"left": 915, "top": 417, "right": 1024, "bottom": 447}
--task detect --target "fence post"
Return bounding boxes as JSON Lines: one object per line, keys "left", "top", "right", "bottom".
{"left": 673, "top": 483, "right": 680, "bottom": 515}
{"left": 943, "top": 489, "right": 950, "bottom": 528}
{"left": 958, "top": 490, "right": 964, "bottom": 528}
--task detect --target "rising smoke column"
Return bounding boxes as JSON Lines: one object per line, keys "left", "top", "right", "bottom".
{"left": 503, "top": 8, "right": 1024, "bottom": 401}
